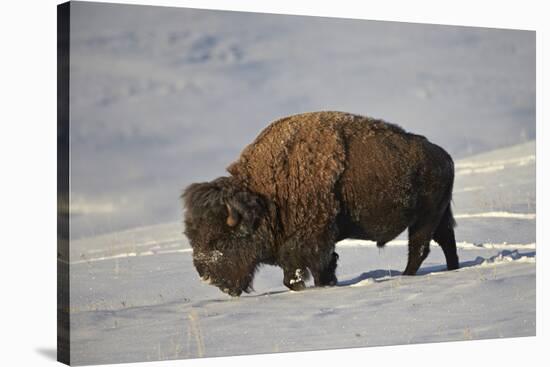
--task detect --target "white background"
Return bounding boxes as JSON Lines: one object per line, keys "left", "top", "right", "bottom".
{"left": 0, "top": 0, "right": 547, "bottom": 366}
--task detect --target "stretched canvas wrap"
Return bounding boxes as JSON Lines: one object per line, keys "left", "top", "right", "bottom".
{"left": 57, "top": 1, "right": 536, "bottom": 365}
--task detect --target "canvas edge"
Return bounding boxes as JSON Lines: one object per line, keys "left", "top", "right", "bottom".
{"left": 57, "top": 1, "right": 71, "bottom": 365}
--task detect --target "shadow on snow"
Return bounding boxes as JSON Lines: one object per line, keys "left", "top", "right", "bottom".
{"left": 338, "top": 250, "right": 535, "bottom": 287}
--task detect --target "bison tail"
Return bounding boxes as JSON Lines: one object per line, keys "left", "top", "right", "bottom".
{"left": 444, "top": 205, "right": 457, "bottom": 229}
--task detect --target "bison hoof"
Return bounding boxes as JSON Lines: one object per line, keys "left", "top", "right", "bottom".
{"left": 288, "top": 280, "right": 306, "bottom": 291}
{"left": 222, "top": 287, "right": 242, "bottom": 297}
{"left": 284, "top": 268, "right": 308, "bottom": 291}
{"left": 317, "top": 273, "right": 338, "bottom": 287}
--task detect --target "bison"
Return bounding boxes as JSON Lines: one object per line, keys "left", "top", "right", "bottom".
{"left": 182, "top": 111, "right": 459, "bottom": 296}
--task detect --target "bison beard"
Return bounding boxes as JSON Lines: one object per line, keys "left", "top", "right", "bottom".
{"left": 182, "top": 111, "right": 459, "bottom": 296}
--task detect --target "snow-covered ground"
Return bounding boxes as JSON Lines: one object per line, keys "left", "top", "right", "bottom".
{"left": 68, "top": 2, "right": 534, "bottom": 239}
{"left": 65, "top": 2, "right": 535, "bottom": 365}
{"left": 69, "top": 141, "right": 536, "bottom": 365}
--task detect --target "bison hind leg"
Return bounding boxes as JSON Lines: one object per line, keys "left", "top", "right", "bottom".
{"left": 403, "top": 217, "right": 437, "bottom": 276}
{"left": 433, "top": 205, "right": 459, "bottom": 271}
{"left": 404, "top": 203, "right": 459, "bottom": 275}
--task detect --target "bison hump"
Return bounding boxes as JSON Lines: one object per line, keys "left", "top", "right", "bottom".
{"left": 227, "top": 112, "right": 347, "bottom": 238}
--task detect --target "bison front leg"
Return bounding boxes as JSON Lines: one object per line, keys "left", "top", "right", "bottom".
{"left": 310, "top": 252, "right": 339, "bottom": 286}
{"left": 282, "top": 267, "right": 307, "bottom": 291}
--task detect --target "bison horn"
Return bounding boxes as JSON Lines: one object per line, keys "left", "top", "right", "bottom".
{"left": 226, "top": 203, "right": 240, "bottom": 227}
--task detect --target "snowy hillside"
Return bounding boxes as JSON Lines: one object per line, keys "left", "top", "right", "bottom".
{"left": 69, "top": 141, "right": 536, "bottom": 365}
{"left": 68, "top": 2, "right": 535, "bottom": 238}
{"left": 65, "top": 3, "right": 535, "bottom": 364}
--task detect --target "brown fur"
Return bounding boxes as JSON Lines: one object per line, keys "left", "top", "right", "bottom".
{"left": 184, "top": 111, "right": 458, "bottom": 296}
{"left": 227, "top": 112, "right": 347, "bottom": 249}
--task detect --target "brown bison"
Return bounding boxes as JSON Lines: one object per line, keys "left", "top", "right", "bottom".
{"left": 182, "top": 111, "right": 458, "bottom": 296}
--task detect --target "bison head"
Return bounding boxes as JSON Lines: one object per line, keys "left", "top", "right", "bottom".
{"left": 182, "top": 177, "right": 268, "bottom": 296}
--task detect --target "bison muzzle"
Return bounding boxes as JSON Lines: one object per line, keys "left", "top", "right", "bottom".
{"left": 182, "top": 111, "right": 459, "bottom": 296}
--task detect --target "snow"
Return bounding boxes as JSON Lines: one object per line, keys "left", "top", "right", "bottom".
{"left": 65, "top": 2, "right": 535, "bottom": 365}
{"left": 67, "top": 1, "right": 534, "bottom": 239}
{"left": 454, "top": 212, "right": 536, "bottom": 219}
{"left": 68, "top": 139, "right": 536, "bottom": 366}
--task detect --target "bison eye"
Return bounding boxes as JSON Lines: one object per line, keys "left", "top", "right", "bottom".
{"left": 232, "top": 225, "right": 252, "bottom": 238}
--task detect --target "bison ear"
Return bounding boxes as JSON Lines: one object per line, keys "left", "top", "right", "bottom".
{"left": 181, "top": 180, "right": 226, "bottom": 222}
{"left": 225, "top": 191, "right": 265, "bottom": 232}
